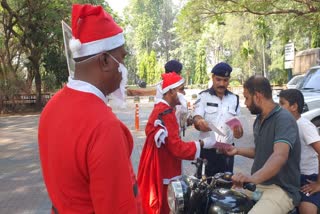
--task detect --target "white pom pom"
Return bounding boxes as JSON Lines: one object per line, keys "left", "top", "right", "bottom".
{"left": 69, "top": 38, "right": 81, "bottom": 53}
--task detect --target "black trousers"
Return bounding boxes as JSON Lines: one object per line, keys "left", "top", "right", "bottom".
{"left": 196, "top": 148, "right": 234, "bottom": 177}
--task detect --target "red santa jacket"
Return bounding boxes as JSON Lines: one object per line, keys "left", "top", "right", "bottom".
{"left": 137, "top": 101, "right": 198, "bottom": 214}
{"left": 38, "top": 87, "right": 140, "bottom": 214}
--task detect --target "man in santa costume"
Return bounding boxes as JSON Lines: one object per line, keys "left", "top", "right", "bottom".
{"left": 137, "top": 72, "right": 217, "bottom": 214}
{"left": 38, "top": 4, "right": 141, "bottom": 214}
{"left": 155, "top": 60, "right": 190, "bottom": 137}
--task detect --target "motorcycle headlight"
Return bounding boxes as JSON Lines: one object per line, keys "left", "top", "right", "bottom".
{"left": 167, "top": 180, "right": 185, "bottom": 213}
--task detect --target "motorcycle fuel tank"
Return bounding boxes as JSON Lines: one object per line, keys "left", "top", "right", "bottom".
{"left": 208, "top": 188, "right": 254, "bottom": 214}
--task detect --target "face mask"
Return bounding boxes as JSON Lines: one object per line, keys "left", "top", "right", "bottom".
{"left": 108, "top": 53, "right": 128, "bottom": 108}
{"left": 177, "top": 92, "right": 187, "bottom": 109}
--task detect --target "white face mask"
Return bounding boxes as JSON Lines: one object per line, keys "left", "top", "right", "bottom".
{"left": 108, "top": 53, "right": 128, "bottom": 108}
{"left": 177, "top": 92, "right": 187, "bottom": 109}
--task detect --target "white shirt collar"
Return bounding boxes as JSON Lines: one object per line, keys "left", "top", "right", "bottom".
{"left": 66, "top": 76, "right": 108, "bottom": 104}
{"left": 156, "top": 98, "right": 170, "bottom": 106}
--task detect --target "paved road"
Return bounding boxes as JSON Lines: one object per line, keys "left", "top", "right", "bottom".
{"left": 0, "top": 91, "right": 255, "bottom": 213}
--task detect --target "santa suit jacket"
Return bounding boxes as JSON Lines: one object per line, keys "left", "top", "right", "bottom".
{"left": 137, "top": 101, "right": 199, "bottom": 214}
{"left": 38, "top": 79, "right": 141, "bottom": 214}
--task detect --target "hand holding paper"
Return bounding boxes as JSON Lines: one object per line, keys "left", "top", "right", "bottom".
{"left": 225, "top": 117, "right": 243, "bottom": 138}
{"left": 225, "top": 117, "right": 242, "bottom": 129}
{"left": 213, "top": 142, "right": 233, "bottom": 151}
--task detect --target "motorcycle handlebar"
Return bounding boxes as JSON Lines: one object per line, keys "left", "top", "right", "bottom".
{"left": 243, "top": 182, "right": 256, "bottom": 192}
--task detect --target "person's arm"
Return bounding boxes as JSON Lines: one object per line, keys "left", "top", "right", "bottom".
{"left": 193, "top": 115, "right": 211, "bottom": 132}
{"left": 250, "top": 142, "right": 290, "bottom": 184}
{"left": 233, "top": 125, "right": 243, "bottom": 139}
{"left": 226, "top": 146, "right": 255, "bottom": 158}
{"left": 233, "top": 95, "right": 243, "bottom": 139}
{"left": 301, "top": 141, "right": 320, "bottom": 195}
{"left": 232, "top": 142, "right": 289, "bottom": 187}
{"left": 312, "top": 141, "right": 320, "bottom": 186}
{"left": 193, "top": 96, "right": 211, "bottom": 132}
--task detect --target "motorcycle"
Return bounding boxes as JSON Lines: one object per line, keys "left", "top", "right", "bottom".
{"left": 167, "top": 158, "right": 299, "bottom": 214}
{"left": 167, "top": 158, "right": 257, "bottom": 214}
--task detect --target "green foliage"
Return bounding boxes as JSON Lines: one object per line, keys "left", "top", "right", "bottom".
{"left": 174, "top": 0, "right": 320, "bottom": 85}
{"left": 229, "top": 80, "right": 241, "bottom": 87}
{"left": 240, "top": 41, "right": 255, "bottom": 75}
{"left": 41, "top": 71, "right": 57, "bottom": 92}
{"left": 138, "top": 51, "right": 148, "bottom": 82}
{"left": 137, "top": 51, "right": 162, "bottom": 85}
{"left": 194, "top": 42, "right": 208, "bottom": 84}
{"left": 311, "top": 25, "right": 320, "bottom": 48}
{"left": 42, "top": 48, "right": 68, "bottom": 89}
{"left": 125, "top": 0, "right": 180, "bottom": 85}
{"left": 1, "top": 0, "right": 320, "bottom": 110}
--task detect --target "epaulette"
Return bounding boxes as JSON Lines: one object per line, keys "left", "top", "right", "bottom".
{"left": 235, "top": 94, "right": 239, "bottom": 112}
{"left": 199, "top": 88, "right": 210, "bottom": 95}
{"left": 194, "top": 98, "right": 201, "bottom": 105}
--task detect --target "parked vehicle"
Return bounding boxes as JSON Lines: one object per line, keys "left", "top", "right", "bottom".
{"left": 276, "top": 66, "right": 320, "bottom": 131}
{"left": 302, "top": 108, "right": 320, "bottom": 134}
{"left": 296, "top": 65, "right": 320, "bottom": 132}
{"left": 286, "top": 74, "right": 305, "bottom": 89}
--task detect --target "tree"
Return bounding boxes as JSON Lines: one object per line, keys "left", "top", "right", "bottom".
{"left": 1, "top": 0, "right": 110, "bottom": 109}
{"left": 1, "top": 0, "right": 70, "bottom": 108}
{"left": 137, "top": 51, "right": 162, "bottom": 85}
{"left": 255, "top": 16, "right": 271, "bottom": 78}
{"left": 240, "top": 41, "right": 255, "bottom": 76}
{"left": 125, "top": 0, "right": 179, "bottom": 85}
{"left": 194, "top": 41, "right": 207, "bottom": 85}
{"left": 174, "top": 0, "right": 320, "bottom": 85}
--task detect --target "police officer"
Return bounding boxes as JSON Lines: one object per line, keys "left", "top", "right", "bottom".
{"left": 193, "top": 62, "right": 243, "bottom": 176}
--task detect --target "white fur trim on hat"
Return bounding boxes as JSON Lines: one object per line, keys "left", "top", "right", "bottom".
{"left": 70, "top": 32, "right": 125, "bottom": 58}
{"left": 161, "top": 78, "right": 185, "bottom": 94}
{"left": 69, "top": 38, "right": 82, "bottom": 53}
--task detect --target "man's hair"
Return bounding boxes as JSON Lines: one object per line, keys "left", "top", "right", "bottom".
{"left": 243, "top": 75, "right": 272, "bottom": 99}
{"left": 279, "top": 89, "right": 304, "bottom": 114}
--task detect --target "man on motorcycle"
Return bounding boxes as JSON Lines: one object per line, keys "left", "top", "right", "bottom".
{"left": 226, "top": 75, "right": 301, "bottom": 214}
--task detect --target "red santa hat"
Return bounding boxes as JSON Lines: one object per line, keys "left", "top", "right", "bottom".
{"left": 161, "top": 72, "right": 185, "bottom": 94}
{"left": 69, "top": 4, "right": 125, "bottom": 59}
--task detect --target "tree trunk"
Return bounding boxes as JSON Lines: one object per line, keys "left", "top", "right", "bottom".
{"left": 34, "top": 66, "right": 42, "bottom": 109}
{"left": 29, "top": 54, "right": 42, "bottom": 109}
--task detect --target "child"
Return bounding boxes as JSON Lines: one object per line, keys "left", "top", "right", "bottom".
{"left": 279, "top": 89, "right": 320, "bottom": 214}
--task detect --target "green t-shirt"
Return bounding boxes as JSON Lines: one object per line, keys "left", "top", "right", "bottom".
{"left": 251, "top": 105, "right": 301, "bottom": 205}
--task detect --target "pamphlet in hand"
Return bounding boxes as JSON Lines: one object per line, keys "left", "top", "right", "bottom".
{"left": 213, "top": 142, "right": 233, "bottom": 151}
{"left": 208, "top": 122, "right": 225, "bottom": 136}
{"left": 225, "top": 117, "right": 242, "bottom": 129}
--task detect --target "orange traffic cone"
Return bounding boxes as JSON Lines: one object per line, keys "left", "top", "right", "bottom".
{"left": 135, "top": 103, "right": 140, "bottom": 131}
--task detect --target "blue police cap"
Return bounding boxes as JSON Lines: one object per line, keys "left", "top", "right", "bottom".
{"left": 165, "top": 60, "right": 183, "bottom": 74}
{"left": 211, "top": 62, "right": 232, "bottom": 77}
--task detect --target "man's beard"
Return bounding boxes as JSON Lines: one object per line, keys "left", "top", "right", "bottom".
{"left": 110, "top": 66, "right": 128, "bottom": 108}
{"left": 248, "top": 101, "right": 262, "bottom": 115}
